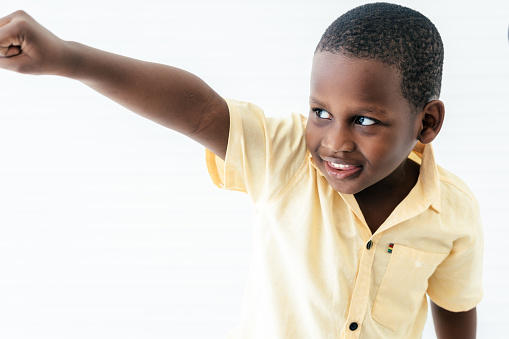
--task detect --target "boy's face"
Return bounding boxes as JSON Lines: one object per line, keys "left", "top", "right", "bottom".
{"left": 305, "top": 52, "right": 422, "bottom": 195}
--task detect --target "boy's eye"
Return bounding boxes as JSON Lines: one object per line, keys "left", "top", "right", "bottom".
{"left": 355, "top": 116, "right": 377, "bottom": 126}
{"left": 313, "top": 109, "right": 332, "bottom": 120}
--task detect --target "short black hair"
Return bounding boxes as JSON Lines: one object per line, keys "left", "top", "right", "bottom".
{"left": 315, "top": 2, "right": 444, "bottom": 111}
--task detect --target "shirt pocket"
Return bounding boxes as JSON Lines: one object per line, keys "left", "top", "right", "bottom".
{"left": 372, "top": 244, "right": 448, "bottom": 332}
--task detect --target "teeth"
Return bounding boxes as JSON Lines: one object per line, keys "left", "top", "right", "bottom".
{"left": 329, "top": 162, "right": 352, "bottom": 169}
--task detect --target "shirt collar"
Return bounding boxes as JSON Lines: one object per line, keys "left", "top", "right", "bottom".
{"left": 410, "top": 142, "right": 441, "bottom": 213}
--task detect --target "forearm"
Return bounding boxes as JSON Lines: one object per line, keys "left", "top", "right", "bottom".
{"left": 431, "top": 301, "right": 477, "bottom": 339}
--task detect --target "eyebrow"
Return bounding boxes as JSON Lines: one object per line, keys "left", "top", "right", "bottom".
{"left": 357, "top": 107, "right": 388, "bottom": 116}
{"left": 309, "top": 97, "right": 329, "bottom": 110}
{"left": 309, "top": 97, "right": 388, "bottom": 116}
{"left": 309, "top": 97, "right": 325, "bottom": 105}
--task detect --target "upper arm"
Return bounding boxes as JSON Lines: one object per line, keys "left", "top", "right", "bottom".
{"left": 431, "top": 300, "right": 477, "bottom": 339}
{"left": 188, "top": 89, "right": 230, "bottom": 160}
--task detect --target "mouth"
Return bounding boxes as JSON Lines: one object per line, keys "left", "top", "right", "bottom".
{"left": 323, "top": 160, "right": 363, "bottom": 180}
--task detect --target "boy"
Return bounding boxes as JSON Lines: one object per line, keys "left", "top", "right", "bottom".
{"left": 0, "top": 2, "right": 483, "bottom": 339}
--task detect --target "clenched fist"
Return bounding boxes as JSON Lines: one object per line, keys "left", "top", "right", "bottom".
{"left": 0, "top": 10, "right": 76, "bottom": 76}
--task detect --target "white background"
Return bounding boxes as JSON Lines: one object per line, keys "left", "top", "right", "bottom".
{"left": 0, "top": 0, "right": 507, "bottom": 338}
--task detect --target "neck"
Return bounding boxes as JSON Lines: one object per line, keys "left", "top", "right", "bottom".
{"left": 354, "top": 158, "right": 420, "bottom": 233}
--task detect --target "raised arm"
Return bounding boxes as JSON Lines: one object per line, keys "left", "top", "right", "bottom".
{"left": 0, "top": 11, "right": 229, "bottom": 159}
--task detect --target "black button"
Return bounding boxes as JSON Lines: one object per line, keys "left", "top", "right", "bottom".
{"left": 349, "top": 322, "right": 358, "bottom": 331}
{"left": 366, "top": 240, "right": 373, "bottom": 250}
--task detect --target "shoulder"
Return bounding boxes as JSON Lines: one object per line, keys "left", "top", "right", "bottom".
{"left": 226, "top": 98, "right": 306, "bottom": 134}
{"left": 214, "top": 99, "right": 309, "bottom": 202}
{"left": 435, "top": 165, "right": 482, "bottom": 244}
{"left": 226, "top": 98, "right": 308, "bottom": 161}
{"left": 437, "top": 165, "right": 478, "bottom": 206}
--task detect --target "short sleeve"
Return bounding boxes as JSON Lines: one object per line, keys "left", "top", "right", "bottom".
{"left": 427, "top": 198, "right": 484, "bottom": 312}
{"left": 206, "top": 99, "right": 308, "bottom": 204}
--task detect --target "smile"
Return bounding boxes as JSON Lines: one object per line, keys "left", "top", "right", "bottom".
{"left": 328, "top": 162, "right": 355, "bottom": 169}
{"left": 324, "top": 161, "right": 363, "bottom": 179}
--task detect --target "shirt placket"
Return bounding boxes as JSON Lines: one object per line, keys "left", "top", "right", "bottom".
{"left": 341, "top": 236, "right": 379, "bottom": 339}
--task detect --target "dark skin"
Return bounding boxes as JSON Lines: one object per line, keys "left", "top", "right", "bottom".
{"left": 0, "top": 11, "right": 230, "bottom": 159}
{"left": 432, "top": 301, "right": 477, "bottom": 339}
{"left": 0, "top": 11, "right": 476, "bottom": 338}
{"left": 355, "top": 100, "right": 444, "bottom": 233}
{"left": 355, "top": 158, "right": 420, "bottom": 234}
{"left": 306, "top": 53, "right": 442, "bottom": 233}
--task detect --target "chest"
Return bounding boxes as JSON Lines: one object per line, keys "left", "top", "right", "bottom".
{"left": 251, "top": 190, "right": 452, "bottom": 335}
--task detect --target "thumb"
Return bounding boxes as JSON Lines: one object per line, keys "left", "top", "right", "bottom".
{"left": 0, "top": 45, "right": 22, "bottom": 57}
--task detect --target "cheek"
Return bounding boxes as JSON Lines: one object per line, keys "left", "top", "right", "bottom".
{"left": 305, "top": 123, "right": 318, "bottom": 149}
{"left": 363, "top": 134, "right": 408, "bottom": 166}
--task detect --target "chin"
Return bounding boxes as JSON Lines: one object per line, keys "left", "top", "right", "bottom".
{"left": 329, "top": 183, "right": 364, "bottom": 195}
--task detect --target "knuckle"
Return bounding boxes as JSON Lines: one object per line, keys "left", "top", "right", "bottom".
{"left": 10, "top": 10, "right": 32, "bottom": 28}
{"left": 13, "top": 10, "right": 29, "bottom": 18}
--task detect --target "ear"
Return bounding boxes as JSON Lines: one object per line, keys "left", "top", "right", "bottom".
{"left": 418, "top": 100, "right": 445, "bottom": 144}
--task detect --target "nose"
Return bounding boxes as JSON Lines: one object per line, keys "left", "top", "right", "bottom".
{"left": 321, "top": 124, "right": 356, "bottom": 153}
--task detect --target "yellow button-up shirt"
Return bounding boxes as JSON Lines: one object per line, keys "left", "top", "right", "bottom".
{"left": 206, "top": 99, "right": 483, "bottom": 339}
